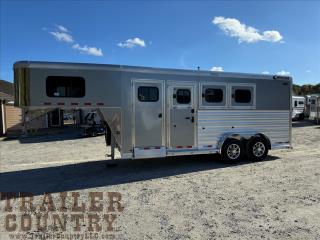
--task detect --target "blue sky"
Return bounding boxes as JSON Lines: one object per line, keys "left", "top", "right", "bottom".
{"left": 0, "top": 1, "right": 319, "bottom": 85}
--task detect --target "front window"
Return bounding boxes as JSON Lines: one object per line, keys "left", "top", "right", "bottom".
{"left": 46, "top": 76, "right": 85, "bottom": 98}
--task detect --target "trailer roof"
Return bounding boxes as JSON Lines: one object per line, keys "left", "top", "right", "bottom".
{"left": 13, "top": 61, "right": 292, "bottom": 82}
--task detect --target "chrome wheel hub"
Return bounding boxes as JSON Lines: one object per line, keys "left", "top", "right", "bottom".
{"left": 253, "top": 142, "right": 265, "bottom": 157}
{"left": 227, "top": 144, "right": 241, "bottom": 160}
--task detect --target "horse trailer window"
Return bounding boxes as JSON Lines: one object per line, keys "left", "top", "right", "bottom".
{"left": 204, "top": 88, "right": 223, "bottom": 103}
{"left": 176, "top": 89, "right": 191, "bottom": 104}
{"left": 138, "top": 86, "right": 159, "bottom": 102}
{"left": 234, "top": 89, "right": 251, "bottom": 103}
{"left": 298, "top": 101, "right": 304, "bottom": 105}
{"left": 46, "top": 76, "right": 85, "bottom": 98}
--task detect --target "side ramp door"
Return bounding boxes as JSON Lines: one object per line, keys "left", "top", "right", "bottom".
{"left": 133, "top": 80, "right": 166, "bottom": 158}
{"left": 167, "top": 82, "right": 197, "bottom": 150}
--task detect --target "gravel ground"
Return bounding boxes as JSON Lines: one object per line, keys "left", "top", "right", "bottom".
{"left": 0, "top": 121, "right": 319, "bottom": 240}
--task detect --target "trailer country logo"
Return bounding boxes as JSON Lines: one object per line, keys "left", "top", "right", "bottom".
{"left": 0, "top": 192, "right": 124, "bottom": 240}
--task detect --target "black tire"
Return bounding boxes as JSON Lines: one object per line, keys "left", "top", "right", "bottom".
{"left": 246, "top": 137, "right": 269, "bottom": 161}
{"left": 221, "top": 139, "right": 243, "bottom": 163}
{"left": 92, "top": 131, "right": 97, "bottom": 137}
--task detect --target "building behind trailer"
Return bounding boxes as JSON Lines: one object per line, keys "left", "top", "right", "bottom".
{"left": 14, "top": 61, "right": 292, "bottom": 162}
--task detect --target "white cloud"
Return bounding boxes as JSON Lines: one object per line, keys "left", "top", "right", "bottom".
{"left": 50, "top": 31, "right": 74, "bottom": 43}
{"left": 56, "top": 24, "right": 68, "bottom": 32}
{"left": 118, "top": 37, "right": 146, "bottom": 48}
{"left": 210, "top": 66, "right": 224, "bottom": 72}
{"left": 212, "top": 16, "right": 283, "bottom": 43}
{"left": 262, "top": 71, "right": 270, "bottom": 74}
{"left": 72, "top": 44, "right": 103, "bottom": 56}
{"left": 46, "top": 24, "right": 103, "bottom": 57}
{"left": 276, "top": 70, "right": 291, "bottom": 76}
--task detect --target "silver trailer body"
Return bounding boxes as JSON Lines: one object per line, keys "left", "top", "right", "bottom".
{"left": 309, "top": 95, "right": 320, "bottom": 124}
{"left": 14, "top": 61, "right": 292, "bottom": 159}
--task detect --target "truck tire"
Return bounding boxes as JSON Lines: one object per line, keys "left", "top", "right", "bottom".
{"left": 221, "top": 139, "right": 243, "bottom": 163}
{"left": 246, "top": 137, "right": 269, "bottom": 161}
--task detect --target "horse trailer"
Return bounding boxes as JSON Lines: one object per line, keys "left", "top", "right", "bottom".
{"left": 14, "top": 61, "right": 292, "bottom": 162}
{"left": 292, "top": 96, "right": 306, "bottom": 121}
{"left": 309, "top": 95, "right": 320, "bottom": 124}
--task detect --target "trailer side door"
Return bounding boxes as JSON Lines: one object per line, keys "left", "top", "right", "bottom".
{"left": 133, "top": 80, "right": 165, "bottom": 148}
{"left": 167, "top": 82, "right": 197, "bottom": 148}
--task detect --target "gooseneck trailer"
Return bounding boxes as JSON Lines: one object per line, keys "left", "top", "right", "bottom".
{"left": 14, "top": 61, "right": 292, "bottom": 162}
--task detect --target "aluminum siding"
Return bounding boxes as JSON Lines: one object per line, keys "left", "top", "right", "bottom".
{"left": 197, "top": 110, "right": 290, "bottom": 147}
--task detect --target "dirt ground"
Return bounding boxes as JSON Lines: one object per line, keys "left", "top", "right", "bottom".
{"left": 0, "top": 121, "right": 319, "bottom": 240}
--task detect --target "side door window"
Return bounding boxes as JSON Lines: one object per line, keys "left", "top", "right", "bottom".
{"left": 173, "top": 88, "right": 192, "bottom": 107}
{"left": 138, "top": 86, "right": 159, "bottom": 102}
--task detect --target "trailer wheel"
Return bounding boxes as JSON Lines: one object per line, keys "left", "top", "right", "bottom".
{"left": 221, "top": 139, "right": 243, "bottom": 163}
{"left": 246, "top": 137, "right": 269, "bottom": 161}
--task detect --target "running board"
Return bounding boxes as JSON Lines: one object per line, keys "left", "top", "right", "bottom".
{"left": 166, "top": 148, "right": 219, "bottom": 156}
